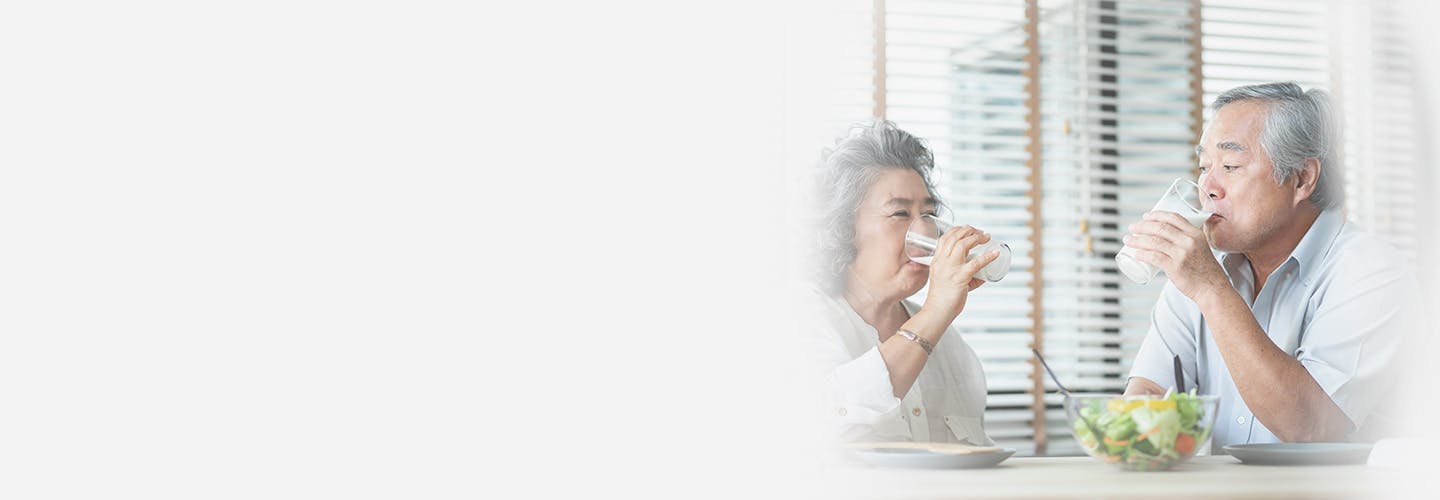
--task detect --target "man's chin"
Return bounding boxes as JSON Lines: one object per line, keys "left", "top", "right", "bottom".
{"left": 1207, "top": 233, "right": 1241, "bottom": 253}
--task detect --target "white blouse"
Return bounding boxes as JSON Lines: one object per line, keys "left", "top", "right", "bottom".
{"left": 805, "top": 288, "right": 993, "bottom": 446}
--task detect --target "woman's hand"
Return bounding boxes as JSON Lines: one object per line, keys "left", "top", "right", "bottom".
{"left": 921, "top": 224, "right": 999, "bottom": 320}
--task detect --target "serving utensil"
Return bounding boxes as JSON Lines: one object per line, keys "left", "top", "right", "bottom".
{"left": 1031, "top": 348, "right": 1106, "bottom": 443}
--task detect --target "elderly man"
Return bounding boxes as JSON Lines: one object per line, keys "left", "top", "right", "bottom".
{"left": 1122, "top": 82, "right": 1419, "bottom": 447}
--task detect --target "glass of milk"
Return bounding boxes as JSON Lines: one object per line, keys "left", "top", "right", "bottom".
{"left": 904, "top": 214, "right": 1011, "bottom": 282}
{"left": 1115, "top": 178, "right": 1213, "bottom": 284}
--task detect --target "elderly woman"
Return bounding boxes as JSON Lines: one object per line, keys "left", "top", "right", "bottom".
{"left": 809, "top": 120, "right": 1000, "bottom": 446}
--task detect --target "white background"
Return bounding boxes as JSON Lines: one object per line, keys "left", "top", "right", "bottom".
{"left": 2, "top": 1, "right": 817, "bottom": 498}
{"left": 0, "top": 0, "right": 1435, "bottom": 497}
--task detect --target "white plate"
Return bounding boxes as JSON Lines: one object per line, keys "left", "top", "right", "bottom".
{"left": 1223, "top": 443, "right": 1373, "bottom": 466}
{"left": 852, "top": 447, "right": 1016, "bottom": 469}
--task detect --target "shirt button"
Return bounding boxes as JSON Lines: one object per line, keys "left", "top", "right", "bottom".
{"left": 838, "top": 408, "right": 847, "bottom": 417}
{"left": 913, "top": 408, "right": 923, "bottom": 417}
{"left": 1237, "top": 416, "right": 1247, "bottom": 424}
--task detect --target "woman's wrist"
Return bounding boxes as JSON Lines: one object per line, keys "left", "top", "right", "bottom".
{"left": 918, "top": 296, "right": 962, "bottom": 325}
{"left": 904, "top": 306, "right": 952, "bottom": 345}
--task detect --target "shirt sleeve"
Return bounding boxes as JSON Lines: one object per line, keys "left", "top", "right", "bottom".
{"left": 1295, "top": 246, "right": 1421, "bottom": 434}
{"left": 1129, "top": 283, "right": 1202, "bottom": 392}
{"left": 801, "top": 290, "right": 911, "bottom": 443}
{"left": 823, "top": 347, "right": 911, "bottom": 441}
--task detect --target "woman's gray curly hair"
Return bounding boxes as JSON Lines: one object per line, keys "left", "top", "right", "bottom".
{"left": 813, "top": 120, "right": 943, "bottom": 295}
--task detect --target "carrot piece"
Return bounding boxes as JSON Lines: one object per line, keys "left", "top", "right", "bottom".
{"left": 1134, "top": 428, "right": 1154, "bottom": 443}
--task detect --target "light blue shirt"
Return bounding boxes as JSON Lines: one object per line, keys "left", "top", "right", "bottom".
{"left": 1129, "top": 209, "right": 1421, "bottom": 448}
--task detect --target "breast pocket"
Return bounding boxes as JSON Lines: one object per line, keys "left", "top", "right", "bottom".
{"left": 943, "top": 414, "right": 987, "bottom": 446}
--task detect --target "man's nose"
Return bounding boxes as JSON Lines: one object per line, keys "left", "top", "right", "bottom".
{"left": 1199, "top": 172, "right": 1221, "bottom": 199}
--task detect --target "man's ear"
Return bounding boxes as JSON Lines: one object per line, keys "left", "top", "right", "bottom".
{"left": 1294, "top": 157, "right": 1320, "bottom": 205}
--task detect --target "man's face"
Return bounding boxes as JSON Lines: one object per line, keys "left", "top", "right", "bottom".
{"left": 1196, "top": 100, "right": 1307, "bottom": 253}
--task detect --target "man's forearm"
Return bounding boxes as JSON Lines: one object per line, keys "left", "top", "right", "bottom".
{"left": 1195, "top": 287, "right": 1352, "bottom": 442}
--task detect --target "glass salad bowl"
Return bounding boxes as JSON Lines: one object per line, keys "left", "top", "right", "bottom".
{"left": 1064, "top": 392, "right": 1220, "bottom": 471}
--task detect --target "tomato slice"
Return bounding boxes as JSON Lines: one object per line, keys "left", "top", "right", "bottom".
{"left": 1175, "top": 433, "right": 1196, "bottom": 455}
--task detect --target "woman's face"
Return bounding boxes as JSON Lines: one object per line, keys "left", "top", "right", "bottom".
{"left": 848, "top": 168, "right": 937, "bottom": 299}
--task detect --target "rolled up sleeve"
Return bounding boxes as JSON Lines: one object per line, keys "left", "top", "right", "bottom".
{"left": 823, "top": 347, "right": 910, "bottom": 441}
{"left": 801, "top": 289, "right": 913, "bottom": 443}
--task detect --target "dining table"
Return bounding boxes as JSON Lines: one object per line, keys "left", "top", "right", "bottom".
{"left": 819, "top": 454, "right": 1434, "bottom": 499}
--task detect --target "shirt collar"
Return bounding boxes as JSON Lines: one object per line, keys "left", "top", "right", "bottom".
{"left": 1289, "top": 208, "right": 1345, "bottom": 272}
{"left": 1217, "top": 208, "right": 1345, "bottom": 279}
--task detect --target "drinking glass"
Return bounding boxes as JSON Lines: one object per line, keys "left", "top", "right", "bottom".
{"left": 1115, "top": 178, "right": 1213, "bottom": 284}
{"left": 905, "top": 214, "right": 1011, "bottom": 282}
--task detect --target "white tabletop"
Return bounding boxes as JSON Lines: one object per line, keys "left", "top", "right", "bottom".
{"left": 822, "top": 455, "right": 1434, "bottom": 499}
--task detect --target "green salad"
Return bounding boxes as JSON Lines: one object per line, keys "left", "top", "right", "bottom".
{"left": 1071, "top": 391, "right": 1211, "bottom": 470}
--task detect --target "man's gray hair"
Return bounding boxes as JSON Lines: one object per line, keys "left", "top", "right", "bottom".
{"left": 813, "top": 120, "right": 942, "bottom": 294}
{"left": 1210, "top": 82, "right": 1344, "bottom": 210}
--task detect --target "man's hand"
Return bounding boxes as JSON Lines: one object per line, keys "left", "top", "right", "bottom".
{"left": 1124, "top": 211, "right": 1229, "bottom": 302}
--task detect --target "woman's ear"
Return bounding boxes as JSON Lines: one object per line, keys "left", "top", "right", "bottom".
{"left": 1294, "top": 157, "right": 1320, "bottom": 205}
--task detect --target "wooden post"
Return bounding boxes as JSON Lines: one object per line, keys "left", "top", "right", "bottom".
{"left": 1023, "top": 0, "right": 1047, "bottom": 456}
{"left": 872, "top": 0, "right": 887, "bottom": 120}
{"left": 1190, "top": 0, "right": 1205, "bottom": 178}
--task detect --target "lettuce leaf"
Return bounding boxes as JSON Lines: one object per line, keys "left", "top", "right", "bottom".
{"left": 1130, "top": 406, "right": 1181, "bottom": 450}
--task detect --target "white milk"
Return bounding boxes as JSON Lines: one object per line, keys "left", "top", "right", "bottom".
{"left": 910, "top": 240, "right": 1012, "bottom": 282}
{"left": 1116, "top": 179, "right": 1212, "bottom": 284}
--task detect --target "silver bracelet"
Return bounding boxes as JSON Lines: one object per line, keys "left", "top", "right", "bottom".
{"left": 896, "top": 329, "right": 933, "bottom": 355}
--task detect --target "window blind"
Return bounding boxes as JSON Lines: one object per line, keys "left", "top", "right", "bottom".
{"left": 1200, "top": 0, "right": 1331, "bottom": 109}
{"left": 1034, "top": 0, "right": 1199, "bottom": 455}
{"left": 1332, "top": 0, "right": 1421, "bottom": 263}
{"left": 881, "top": 0, "right": 1200, "bottom": 456}
{"left": 882, "top": 0, "right": 1041, "bottom": 454}
{"left": 1202, "top": 0, "right": 1422, "bottom": 262}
